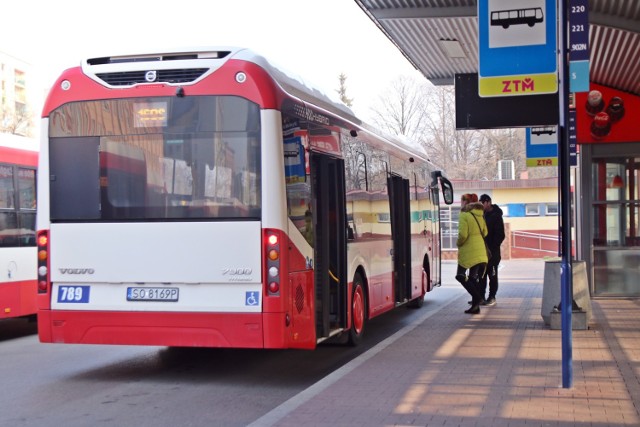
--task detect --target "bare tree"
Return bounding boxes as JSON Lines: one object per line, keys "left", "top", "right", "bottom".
{"left": 336, "top": 73, "right": 353, "bottom": 107}
{"left": 479, "top": 128, "right": 526, "bottom": 179}
{"left": 342, "top": 131, "right": 370, "bottom": 191}
{"left": 368, "top": 76, "right": 557, "bottom": 180}
{"left": 419, "top": 85, "right": 493, "bottom": 179}
{"left": 0, "top": 105, "right": 35, "bottom": 137}
{"left": 369, "top": 75, "right": 429, "bottom": 142}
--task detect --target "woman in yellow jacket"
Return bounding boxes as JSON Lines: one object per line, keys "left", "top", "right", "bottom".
{"left": 456, "top": 193, "right": 489, "bottom": 314}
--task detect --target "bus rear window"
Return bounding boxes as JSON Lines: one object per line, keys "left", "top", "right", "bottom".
{"left": 49, "top": 96, "right": 261, "bottom": 221}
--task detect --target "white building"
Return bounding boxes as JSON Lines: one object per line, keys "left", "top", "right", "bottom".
{"left": 0, "top": 50, "right": 36, "bottom": 137}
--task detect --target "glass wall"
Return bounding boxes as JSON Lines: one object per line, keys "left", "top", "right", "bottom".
{"left": 590, "top": 155, "right": 640, "bottom": 296}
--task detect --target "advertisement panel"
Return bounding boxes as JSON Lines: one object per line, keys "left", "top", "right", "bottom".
{"left": 576, "top": 84, "right": 639, "bottom": 144}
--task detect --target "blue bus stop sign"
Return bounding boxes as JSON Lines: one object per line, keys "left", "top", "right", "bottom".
{"left": 478, "top": 0, "right": 558, "bottom": 97}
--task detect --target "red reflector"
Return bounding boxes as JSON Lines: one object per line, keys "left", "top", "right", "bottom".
{"left": 268, "top": 282, "right": 279, "bottom": 293}
{"left": 38, "top": 281, "right": 48, "bottom": 291}
{"left": 268, "top": 235, "right": 278, "bottom": 245}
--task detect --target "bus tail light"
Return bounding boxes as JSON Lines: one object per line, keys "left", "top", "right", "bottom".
{"left": 37, "top": 230, "right": 50, "bottom": 293}
{"left": 264, "top": 229, "right": 280, "bottom": 296}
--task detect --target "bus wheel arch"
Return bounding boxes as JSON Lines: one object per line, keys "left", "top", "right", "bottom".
{"left": 348, "top": 269, "right": 368, "bottom": 346}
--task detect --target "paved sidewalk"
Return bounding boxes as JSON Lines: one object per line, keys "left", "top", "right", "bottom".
{"left": 252, "top": 259, "right": 640, "bottom": 427}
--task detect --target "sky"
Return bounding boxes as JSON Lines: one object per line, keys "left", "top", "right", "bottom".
{"left": 1, "top": 0, "right": 423, "bottom": 123}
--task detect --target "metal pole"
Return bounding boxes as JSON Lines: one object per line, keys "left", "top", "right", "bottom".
{"left": 558, "top": 0, "right": 573, "bottom": 388}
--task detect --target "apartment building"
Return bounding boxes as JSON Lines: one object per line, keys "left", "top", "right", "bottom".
{"left": 0, "top": 51, "right": 35, "bottom": 137}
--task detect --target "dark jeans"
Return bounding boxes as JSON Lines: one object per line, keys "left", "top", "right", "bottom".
{"left": 480, "top": 255, "right": 501, "bottom": 300}
{"left": 456, "top": 263, "right": 486, "bottom": 305}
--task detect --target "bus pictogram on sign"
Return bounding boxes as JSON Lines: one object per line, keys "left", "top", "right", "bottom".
{"left": 491, "top": 7, "right": 544, "bottom": 29}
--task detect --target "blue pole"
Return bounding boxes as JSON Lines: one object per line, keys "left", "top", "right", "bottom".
{"left": 558, "top": 0, "right": 573, "bottom": 388}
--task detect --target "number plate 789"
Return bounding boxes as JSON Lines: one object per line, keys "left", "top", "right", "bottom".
{"left": 57, "top": 286, "right": 90, "bottom": 303}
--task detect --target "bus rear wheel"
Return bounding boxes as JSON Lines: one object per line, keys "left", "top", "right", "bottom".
{"left": 408, "top": 258, "right": 429, "bottom": 308}
{"left": 348, "top": 273, "right": 367, "bottom": 346}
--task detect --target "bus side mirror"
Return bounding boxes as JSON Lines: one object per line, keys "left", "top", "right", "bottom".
{"left": 440, "top": 177, "right": 454, "bottom": 205}
{"left": 431, "top": 171, "right": 454, "bottom": 205}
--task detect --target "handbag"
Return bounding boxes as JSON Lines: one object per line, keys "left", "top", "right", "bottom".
{"left": 471, "top": 214, "right": 492, "bottom": 260}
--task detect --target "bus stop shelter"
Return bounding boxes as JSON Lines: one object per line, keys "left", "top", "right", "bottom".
{"left": 353, "top": 0, "right": 639, "bottom": 91}
{"left": 353, "top": 0, "right": 640, "bottom": 387}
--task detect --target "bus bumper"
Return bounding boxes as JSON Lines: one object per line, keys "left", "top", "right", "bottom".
{"left": 37, "top": 310, "right": 267, "bottom": 348}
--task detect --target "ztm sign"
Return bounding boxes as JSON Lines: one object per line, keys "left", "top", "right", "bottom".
{"left": 478, "top": 0, "right": 558, "bottom": 98}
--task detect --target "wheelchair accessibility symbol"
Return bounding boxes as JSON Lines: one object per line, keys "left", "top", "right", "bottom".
{"left": 245, "top": 291, "right": 260, "bottom": 306}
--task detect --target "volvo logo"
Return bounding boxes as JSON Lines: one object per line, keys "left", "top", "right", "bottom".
{"left": 59, "top": 268, "right": 95, "bottom": 275}
{"left": 222, "top": 268, "right": 253, "bottom": 275}
{"left": 145, "top": 70, "right": 157, "bottom": 82}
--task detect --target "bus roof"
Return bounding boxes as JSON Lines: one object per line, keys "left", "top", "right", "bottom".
{"left": 79, "top": 46, "right": 434, "bottom": 166}
{"left": 0, "top": 133, "right": 38, "bottom": 152}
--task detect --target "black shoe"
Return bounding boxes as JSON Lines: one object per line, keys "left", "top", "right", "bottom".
{"left": 483, "top": 298, "right": 496, "bottom": 306}
{"left": 465, "top": 305, "right": 480, "bottom": 314}
{"left": 470, "top": 299, "right": 486, "bottom": 305}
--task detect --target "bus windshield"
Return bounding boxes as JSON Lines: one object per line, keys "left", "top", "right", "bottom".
{"left": 48, "top": 96, "right": 261, "bottom": 221}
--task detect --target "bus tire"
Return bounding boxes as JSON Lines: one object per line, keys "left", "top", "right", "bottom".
{"left": 407, "top": 294, "right": 424, "bottom": 309}
{"left": 407, "top": 270, "right": 429, "bottom": 308}
{"left": 408, "top": 259, "right": 429, "bottom": 309}
{"left": 348, "top": 273, "right": 367, "bottom": 346}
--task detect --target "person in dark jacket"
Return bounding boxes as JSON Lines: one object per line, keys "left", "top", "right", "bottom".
{"left": 478, "top": 194, "right": 505, "bottom": 306}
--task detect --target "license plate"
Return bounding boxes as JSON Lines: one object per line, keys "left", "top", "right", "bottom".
{"left": 127, "top": 287, "right": 179, "bottom": 302}
{"left": 57, "top": 286, "right": 90, "bottom": 303}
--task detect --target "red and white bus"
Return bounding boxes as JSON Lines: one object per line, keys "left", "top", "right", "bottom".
{"left": 36, "top": 47, "right": 453, "bottom": 349}
{"left": 1, "top": 134, "right": 38, "bottom": 320}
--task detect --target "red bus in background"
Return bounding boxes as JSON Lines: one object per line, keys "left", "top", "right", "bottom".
{"left": 0, "top": 134, "right": 38, "bottom": 320}
{"left": 36, "top": 47, "right": 453, "bottom": 349}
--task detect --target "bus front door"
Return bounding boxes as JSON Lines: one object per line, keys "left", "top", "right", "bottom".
{"left": 388, "top": 175, "right": 411, "bottom": 303}
{"left": 310, "top": 153, "right": 347, "bottom": 340}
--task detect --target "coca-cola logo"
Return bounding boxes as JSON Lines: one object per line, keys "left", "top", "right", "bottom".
{"left": 593, "top": 112, "right": 609, "bottom": 126}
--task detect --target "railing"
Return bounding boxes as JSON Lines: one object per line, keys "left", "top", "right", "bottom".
{"left": 441, "top": 223, "right": 561, "bottom": 258}
{"left": 441, "top": 221, "right": 458, "bottom": 250}
{"left": 512, "top": 230, "right": 559, "bottom": 253}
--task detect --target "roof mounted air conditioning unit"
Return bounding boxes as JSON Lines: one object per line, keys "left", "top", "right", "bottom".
{"left": 498, "top": 160, "right": 515, "bottom": 180}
